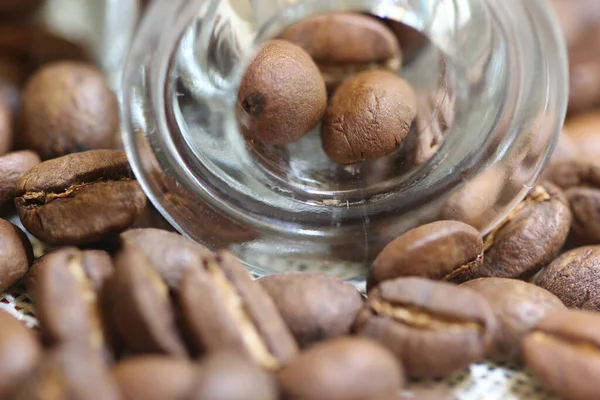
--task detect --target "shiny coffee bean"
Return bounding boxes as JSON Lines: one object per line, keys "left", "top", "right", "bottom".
{"left": 179, "top": 251, "right": 298, "bottom": 369}
{"left": 536, "top": 246, "right": 600, "bottom": 308}
{"left": 355, "top": 277, "right": 496, "bottom": 378}
{"left": 322, "top": 70, "right": 417, "bottom": 164}
{"left": 278, "top": 337, "right": 404, "bottom": 400}
{"left": 259, "top": 272, "right": 363, "bottom": 348}
{"left": 367, "top": 220, "right": 483, "bottom": 291}
{"left": 281, "top": 13, "right": 401, "bottom": 89}
{"left": 238, "top": 40, "right": 326, "bottom": 145}
{"left": 461, "top": 278, "right": 565, "bottom": 361}
{"left": 0, "top": 151, "right": 40, "bottom": 206}
{"left": 0, "top": 218, "right": 33, "bottom": 292}
{"left": 15, "top": 149, "right": 147, "bottom": 245}
{"left": 523, "top": 309, "right": 600, "bottom": 400}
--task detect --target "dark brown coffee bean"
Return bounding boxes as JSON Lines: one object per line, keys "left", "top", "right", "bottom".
{"left": 258, "top": 272, "right": 363, "bottom": 348}
{"left": 15, "top": 149, "right": 147, "bottom": 245}
{"left": 355, "top": 277, "right": 496, "bottom": 378}
{"left": 108, "top": 242, "right": 188, "bottom": 357}
{"left": 460, "top": 278, "right": 565, "bottom": 361}
{"left": 0, "top": 98, "right": 12, "bottom": 156}
{"left": 0, "top": 310, "right": 41, "bottom": 398}
{"left": 179, "top": 251, "right": 298, "bottom": 369}
{"left": 25, "top": 247, "right": 114, "bottom": 359}
{"left": 189, "top": 352, "right": 278, "bottom": 400}
{"left": 18, "top": 61, "right": 118, "bottom": 159}
{"left": 469, "top": 183, "right": 571, "bottom": 279}
{"left": 120, "top": 228, "right": 211, "bottom": 291}
{"left": 8, "top": 345, "right": 120, "bottom": 400}
{"left": 536, "top": 246, "right": 600, "bottom": 308}
{"left": 238, "top": 39, "right": 326, "bottom": 145}
{"left": 368, "top": 220, "right": 483, "bottom": 291}
{"left": 281, "top": 13, "right": 401, "bottom": 89}
{"left": 113, "top": 356, "right": 199, "bottom": 400}
{"left": 523, "top": 309, "right": 600, "bottom": 400}
{"left": 278, "top": 337, "right": 404, "bottom": 400}
{"left": 26, "top": 29, "right": 89, "bottom": 69}
{"left": 321, "top": 70, "right": 417, "bottom": 164}
{"left": 0, "top": 218, "right": 33, "bottom": 292}
{"left": 0, "top": 150, "right": 39, "bottom": 206}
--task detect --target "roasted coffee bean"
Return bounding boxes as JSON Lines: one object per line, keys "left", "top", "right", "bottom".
{"left": 523, "top": 309, "right": 600, "bottom": 400}
{"left": 18, "top": 61, "right": 118, "bottom": 159}
{"left": 367, "top": 220, "right": 483, "bottom": 290}
{"left": 0, "top": 310, "right": 41, "bottom": 398}
{"left": 179, "top": 251, "right": 298, "bottom": 369}
{"left": 281, "top": 13, "right": 401, "bottom": 89}
{"left": 0, "top": 150, "right": 39, "bottom": 206}
{"left": 120, "top": 228, "right": 211, "bottom": 291}
{"left": 108, "top": 242, "right": 188, "bottom": 357}
{"left": 0, "top": 218, "right": 33, "bottom": 292}
{"left": 461, "top": 278, "right": 565, "bottom": 361}
{"left": 113, "top": 356, "right": 199, "bottom": 400}
{"left": 536, "top": 246, "right": 600, "bottom": 308}
{"left": 564, "top": 111, "right": 600, "bottom": 159}
{"left": 189, "top": 352, "right": 278, "bottom": 400}
{"left": 355, "top": 277, "right": 496, "bottom": 378}
{"left": 259, "top": 272, "right": 363, "bottom": 348}
{"left": 0, "top": 98, "right": 12, "bottom": 156}
{"left": 26, "top": 30, "right": 89, "bottom": 69}
{"left": 322, "top": 70, "right": 417, "bottom": 164}
{"left": 8, "top": 345, "right": 120, "bottom": 400}
{"left": 26, "top": 248, "right": 114, "bottom": 358}
{"left": 15, "top": 149, "right": 147, "bottom": 245}
{"left": 468, "top": 183, "right": 571, "bottom": 279}
{"left": 238, "top": 39, "right": 326, "bottom": 145}
{"left": 278, "top": 337, "right": 404, "bottom": 400}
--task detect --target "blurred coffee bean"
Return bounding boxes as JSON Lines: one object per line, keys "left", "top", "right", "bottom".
{"left": 0, "top": 98, "right": 12, "bottom": 156}
{"left": 0, "top": 218, "right": 33, "bottom": 292}
{"left": 564, "top": 111, "right": 600, "bottom": 159}
{"left": 0, "top": 150, "right": 39, "bottom": 206}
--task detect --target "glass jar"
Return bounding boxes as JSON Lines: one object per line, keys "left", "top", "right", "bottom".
{"left": 120, "top": 0, "right": 568, "bottom": 284}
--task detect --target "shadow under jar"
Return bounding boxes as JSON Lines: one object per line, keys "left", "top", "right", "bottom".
{"left": 120, "top": 0, "right": 568, "bottom": 284}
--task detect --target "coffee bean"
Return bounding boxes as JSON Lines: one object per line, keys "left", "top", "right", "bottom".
{"left": 321, "top": 70, "right": 417, "bottom": 164}
{"left": 471, "top": 183, "right": 571, "bottom": 279}
{"left": 0, "top": 150, "right": 39, "bottom": 206}
{"left": 120, "top": 228, "right": 211, "bottom": 292}
{"left": 0, "top": 98, "right": 12, "bottom": 155}
{"left": 0, "top": 218, "right": 33, "bottom": 292}
{"left": 367, "top": 220, "right": 483, "bottom": 290}
{"left": 523, "top": 309, "right": 600, "bottom": 400}
{"left": 258, "top": 272, "right": 363, "bottom": 348}
{"left": 0, "top": 56, "right": 26, "bottom": 112}
{"left": 112, "top": 356, "right": 199, "bottom": 400}
{"left": 9, "top": 345, "right": 120, "bottom": 400}
{"left": 108, "top": 242, "right": 188, "bottom": 357}
{"left": 189, "top": 352, "right": 278, "bottom": 400}
{"left": 536, "top": 246, "right": 600, "bottom": 308}
{"left": 238, "top": 40, "right": 326, "bottom": 145}
{"left": 355, "top": 277, "right": 496, "bottom": 378}
{"left": 582, "top": 295, "right": 600, "bottom": 312}
{"left": 460, "top": 278, "right": 565, "bottom": 361}
{"left": 18, "top": 61, "right": 118, "bottom": 159}
{"left": 0, "top": 310, "right": 41, "bottom": 398}
{"left": 564, "top": 111, "right": 600, "bottom": 159}
{"left": 15, "top": 149, "right": 147, "bottom": 245}
{"left": 25, "top": 247, "right": 114, "bottom": 359}
{"left": 278, "top": 337, "right": 403, "bottom": 400}
{"left": 281, "top": 13, "right": 401, "bottom": 89}
{"left": 179, "top": 251, "right": 298, "bottom": 369}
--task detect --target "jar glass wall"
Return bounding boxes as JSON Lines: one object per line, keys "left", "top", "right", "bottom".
{"left": 121, "top": 0, "right": 568, "bottom": 284}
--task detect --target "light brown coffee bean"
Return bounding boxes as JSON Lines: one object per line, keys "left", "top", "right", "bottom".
{"left": 18, "top": 61, "right": 118, "bottom": 159}
{"left": 0, "top": 310, "right": 41, "bottom": 398}
{"left": 259, "top": 272, "right": 363, "bottom": 348}
{"left": 461, "top": 278, "right": 565, "bottom": 361}
{"left": 355, "top": 277, "right": 496, "bottom": 378}
{"left": 0, "top": 218, "right": 33, "bottom": 292}
{"left": 0, "top": 151, "right": 40, "bottom": 206}
{"left": 367, "top": 220, "right": 483, "bottom": 291}
{"left": 238, "top": 40, "right": 326, "bottom": 145}
{"left": 113, "top": 356, "right": 199, "bottom": 400}
{"left": 321, "top": 70, "right": 417, "bottom": 164}
{"left": 179, "top": 251, "right": 298, "bottom": 369}
{"left": 536, "top": 246, "right": 600, "bottom": 308}
{"left": 108, "top": 243, "right": 188, "bottom": 357}
{"left": 281, "top": 13, "right": 401, "bottom": 89}
{"left": 278, "top": 337, "right": 404, "bottom": 400}
{"left": 0, "top": 98, "right": 12, "bottom": 156}
{"left": 523, "top": 309, "right": 600, "bottom": 400}
{"left": 564, "top": 111, "right": 600, "bottom": 159}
